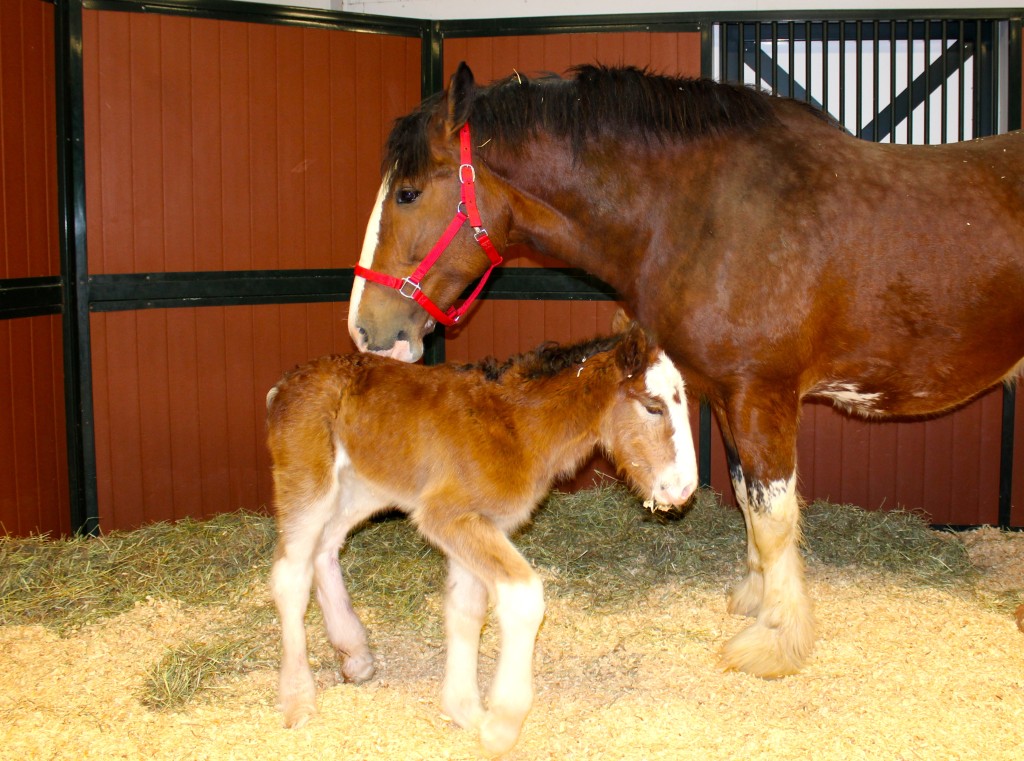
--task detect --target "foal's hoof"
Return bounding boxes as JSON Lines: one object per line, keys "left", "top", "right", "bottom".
{"left": 281, "top": 699, "right": 317, "bottom": 729}
{"left": 478, "top": 709, "right": 526, "bottom": 757}
{"left": 341, "top": 652, "right": 376, "bottom": 684}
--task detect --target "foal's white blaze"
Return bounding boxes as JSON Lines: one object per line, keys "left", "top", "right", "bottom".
{"left": 347, "top": 182, "right": 387, "bottom": 353}
{"left": 645, "top": 351, "right": 698, "bottom": 505}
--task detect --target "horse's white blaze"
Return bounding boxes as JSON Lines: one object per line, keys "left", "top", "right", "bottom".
{"left": 347, "top": 182, "right": 387, "bottom": 351}
{"left": 645, "top": 351, "right": 698, "bottom": 504}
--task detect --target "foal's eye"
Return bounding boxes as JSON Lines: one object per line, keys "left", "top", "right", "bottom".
{"left": 642, "top": 401, "right": 666, "bottom": 416}
{"left": 395, "top": 188, "right": 421, "bottom": 205}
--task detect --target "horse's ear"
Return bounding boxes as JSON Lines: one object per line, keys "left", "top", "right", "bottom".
{"left": 610, "top": 306, "right": 634, "bottom": 334}
{"left": 447, "top": 62, "right": 477, "bottom": 132}
{"left": 616, "top": 321, "right": 650, "bottom": 379}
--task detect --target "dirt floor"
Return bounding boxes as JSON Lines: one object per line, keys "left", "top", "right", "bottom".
{"left": 1, "top": 525, "right": 1022, "bottom": 760}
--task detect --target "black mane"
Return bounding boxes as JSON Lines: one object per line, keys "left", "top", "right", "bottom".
{"left": 384, "top": 65, "right": 781, "bottom": 181}
{"left": 458, "top": 333, "right": 623, "bottom": 383}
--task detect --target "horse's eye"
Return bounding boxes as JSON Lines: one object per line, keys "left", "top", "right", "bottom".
{"left": 643, "top": 400, "right": 666, "bottom": 416}
{"left": 395, "top": 188, "right": 421, "bottom": 205}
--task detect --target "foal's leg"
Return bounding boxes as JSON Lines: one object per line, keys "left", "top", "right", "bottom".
{"left": 418, "top": 510, "right": 545, "bottom": 757}
{"left": 717, "top": 394, "right": 814, "bottom": 678}
{"left": 313, "top": 487, "right": 384, "bottom": 685}
{"left": 440, "top": 557, "right": 488, "bottom": 729}
{"left": 271, "top": 511, "right": 327, "bottom": 728}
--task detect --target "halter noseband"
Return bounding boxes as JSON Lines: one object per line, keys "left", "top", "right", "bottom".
{"left": 354, "top": 123, "right": 504, "bottom": 327}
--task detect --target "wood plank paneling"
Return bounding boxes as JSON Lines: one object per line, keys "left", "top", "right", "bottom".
{"left": 0, "top": 2, "right": 68, "bottom": 537}
{"left": 91, "top": 304, "right": 357, "bottom": 531}
{"left": 0, "top": 315, "right": 69, "bottom": 537}
{"left": 1, "top": 0, "right": 58, "bottom": 280}
{"left": 82, "top": 10, "right": 422, "bottom": 275}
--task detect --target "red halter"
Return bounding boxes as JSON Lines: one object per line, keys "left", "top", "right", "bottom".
{"left": 354, "top": 124, "right": 504, "bottom": 327}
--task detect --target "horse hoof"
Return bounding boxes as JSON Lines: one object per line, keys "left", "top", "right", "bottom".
{"left": 719, "top": 618, "right": 813, "bottom": 678}
{"left": 478, "top": 710, "right": 524, "bottom": 757}
{"left": 282, "top": 700, "right": 317, "bottom": 729}
{"left": 726, "top": 574, "right": 763, "bottom": 618}
{"left": 341, "top": 652, "right": 376, "bottom": 684}
{"left": 441, "top": 692, "right": 485, "bottom": 731}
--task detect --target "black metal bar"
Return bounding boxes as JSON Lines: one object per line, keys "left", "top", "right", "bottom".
{"left": 698, "top": 402, "right": 712, "bottom": 489}
{"left": 55, "top": 0, "right": 99, "bottom": 536}
{"left": 422, "top": 22, "right": 447, "bottom": 367}
{"left": 0, "top": 277, "right": 63, "bottom": 320}
{"left": 82, "top": 0, "right": 425, "bottom": 36}
{"left": 999, "top": 17, "right": 1022, "bottom": 529}
{"left": 86, "top": 268, "right": 620, "bottom": 312}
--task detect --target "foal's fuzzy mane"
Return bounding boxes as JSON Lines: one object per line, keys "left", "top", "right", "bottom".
{"left": 459, "top": 333, "right": 623, "bottom": 383}
{"left": 384, "top": 64, "right": 782, "bottom": 181}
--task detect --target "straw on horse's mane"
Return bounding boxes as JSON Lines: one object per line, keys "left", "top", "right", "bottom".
{"left": 459, "top": 333, "right": 624, "bottom": 383}
{"left": 384, "top": 65, "right": 781, "bottom": 180}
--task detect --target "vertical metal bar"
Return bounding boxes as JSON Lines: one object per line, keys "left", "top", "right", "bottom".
{"left": 890, "top": 21, "right": 897, "bottom": 142}
{"left": 753, "top": 22, "right": 762, "bottom": 87}
{"left": 823, "top": 22, "right": 831, "bottom": 116}
{"left": 998, "top": 18, "right": 1021, "bottom": 528}
{"left": 923, "top": 19, "right": 931, "bottom": 142}
{"left": 55, "top": 0, "right": 99, "bottom": 535}
{"left": 771, "top": 22, "right": 778, "bottom": 94}
{"left": 698, "top": 402, "right": 713, "bottom": 489}
{"left": 839, "top": 21, "right": 847, "bottom": 127}
{"left": 856, "top": 21, "right": 864, "bottom": 138}
{"left": 872, "top": 23, "right": 880, "bottom": 141}
{"left": 805, "top": 21, "right": 812, "bottom": 104}
{"left": 907, "top": 20, "right": 915, "bottom": 144}
{"left": 954, "top": 19, "right": 962, "bottom": 140}
{"left": 422, "top": 22, "right": 446, "bottom": 366}
{"left": 941, "top": 19, "right": 949, "bottom": 143}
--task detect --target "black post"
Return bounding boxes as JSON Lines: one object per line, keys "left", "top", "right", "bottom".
{"left": 55, "top": 0, "right": 99, "bottom": 535}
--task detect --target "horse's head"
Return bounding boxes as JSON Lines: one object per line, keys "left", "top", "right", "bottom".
{"left": 603, "top": 314, "right": 698, "bottom": 508}
{"left": 349, "top": 63, "right": 508, "bottom": 362}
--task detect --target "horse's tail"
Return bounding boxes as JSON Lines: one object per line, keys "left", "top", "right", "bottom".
{"left": 266, "top": 384, "right": 280, "bottom": 412}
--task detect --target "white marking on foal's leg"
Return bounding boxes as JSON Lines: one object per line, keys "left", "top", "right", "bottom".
{"left": 440, "top": 559, "right": 488, "bottom": 730}
{"left": 347, "top": 181, "right": 386, "bottom": 351}
{"left": 480, "top": 575, "right": 545, "bottom": 757}
{"left": 721, "top": 473, "right": 815, "bottom": 678}
{"left": 271, "top": 536, "right": 320, "bottom": 728}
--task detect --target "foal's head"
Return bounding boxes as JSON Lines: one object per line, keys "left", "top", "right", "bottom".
{"left": 602, "top": 320, "right": 698, "bottom": 508}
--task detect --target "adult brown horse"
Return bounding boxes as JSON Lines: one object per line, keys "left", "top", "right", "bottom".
{"left": 348, "top": 63, "right": 1024, "bottom": 679}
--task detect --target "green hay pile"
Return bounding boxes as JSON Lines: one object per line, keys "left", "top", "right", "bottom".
{"left": 0, "top": 483, "right": 977, "bottom": 710}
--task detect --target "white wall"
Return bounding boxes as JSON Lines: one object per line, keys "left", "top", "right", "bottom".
{"left": 234, "top": 1, "right": 1023, "bottom": 20}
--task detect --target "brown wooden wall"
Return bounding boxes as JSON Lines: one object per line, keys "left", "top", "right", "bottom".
{"left": 3, "top": 9, "right": 1018, "bottom": 534}
{"left": 0, "top": 0, "right": 69, "bottom": 537}
{"left": 83, "top": 10, "right": 421, "bottom": 529}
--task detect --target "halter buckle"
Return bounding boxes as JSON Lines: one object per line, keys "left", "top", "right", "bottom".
{"left": 459, "top": 163, "right": 475, "bottom": 183}
{"left": 399, "top": 277, "right": 422, "bottom": 299}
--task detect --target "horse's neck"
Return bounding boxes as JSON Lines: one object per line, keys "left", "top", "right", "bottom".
{"left": 510, "top": 362, "right": 619, "bottom": 480}
{"left": 484, "top": 148, "right": 651, "bottom": 300}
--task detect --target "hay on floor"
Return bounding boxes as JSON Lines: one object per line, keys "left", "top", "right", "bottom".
{"left": 1, "top": 484, "right": 1022, "bottom": 760}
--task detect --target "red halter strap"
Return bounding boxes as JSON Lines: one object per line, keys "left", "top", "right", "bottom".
{"left": 354, "top": 123, "right": 504, "bottom": 327}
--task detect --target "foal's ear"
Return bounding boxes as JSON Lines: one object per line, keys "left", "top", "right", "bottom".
{"left": 447, "top": 62, "right": 477, "bottom": 133}
{"left": 616, "top": 322, "right": 649, "bottom": 379}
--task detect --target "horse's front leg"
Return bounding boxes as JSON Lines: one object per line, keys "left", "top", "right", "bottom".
{"left": 419, "top": 509, "right": 544, "bottom": 757}
{"left": 440, "top": 557, "right": 487, "bottom": 730}
{"left": 725, "top": 447, "right": 764, "bottom": 618}
{"left": 717, "top": 393, "right": 815, "bottom": 678}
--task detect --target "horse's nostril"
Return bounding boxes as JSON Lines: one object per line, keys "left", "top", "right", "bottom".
{"left": 396, "top": 330, "right": 409, "bottom": 342}
{"left": 357, "top": 326, "right": 367, "bottom": 340}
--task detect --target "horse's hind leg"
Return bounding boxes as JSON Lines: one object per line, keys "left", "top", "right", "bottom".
{"left": 313, "top": 487, "right": 383, "bottom": 685}
{"left": 440, "top": 557, "right": 488, "bottom": 730}
{"left": 271, "top": 512, "right": 326, "bottom": 728}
